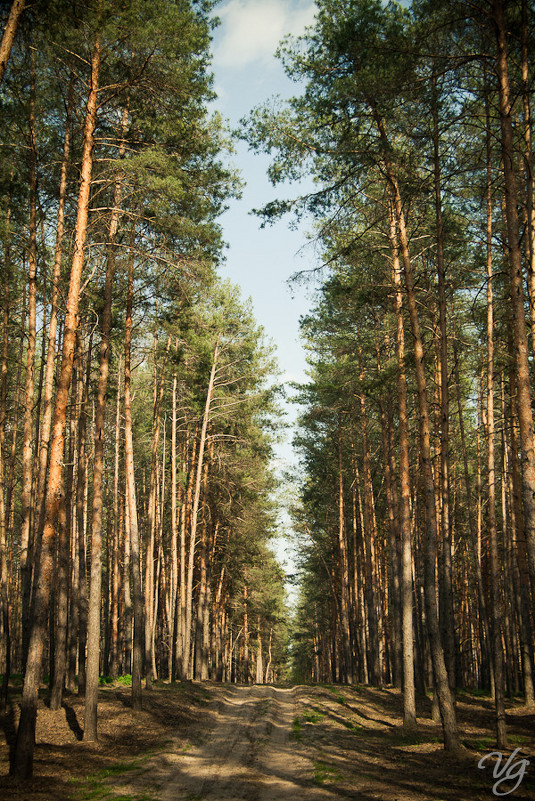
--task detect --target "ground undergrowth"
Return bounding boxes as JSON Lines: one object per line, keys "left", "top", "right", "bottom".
{"left": 0, "top": 678, "right": 533, "bottom": 800}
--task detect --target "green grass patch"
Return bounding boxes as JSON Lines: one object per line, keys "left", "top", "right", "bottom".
{"left": 302, "top": 707, "right": 324, "bottom": 724}
{"left": 97, "top": 674, "right": 132, "bottom": 687}
{"left": 256, "top": 698, "right": 271, "bottom": 716}
{"left": 290, "top": 716, "right": 302, "bottom": 740}
{"left": 461, "top": 734, "right": 532, "bottom": 751}
{"left": 94, "top": 762, "right": 142, "bottom": 780}
{"left": 68, "top": 756, "right": 157, "bottom": 801}
{"left": 341, "top": 719, "right": 364, "bottom": 732}
{"left": 461, "top": 735, "right": 495, "bottom": 751}
{"left": 335, "top": 694, "right": 346, "bottom": 705}
{"left": 457, "top": 687, "right": 491, "bottom": 699}
{"left": 313, "top": 760, "right": 343, "bottom": 784}
{"left": 1, "top": 673, "right": 24, "bottom": 686}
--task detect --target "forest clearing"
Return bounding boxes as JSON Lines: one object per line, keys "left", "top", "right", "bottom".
{"left": 1, "top": 679, "right": 534, "bottom": 800}
{"left": 2, "top": 0, "right": 535, "bottom": 797}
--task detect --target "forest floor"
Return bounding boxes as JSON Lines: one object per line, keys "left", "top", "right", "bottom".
{"left": 0, "top": 679, "right": 534, "bottom": 801}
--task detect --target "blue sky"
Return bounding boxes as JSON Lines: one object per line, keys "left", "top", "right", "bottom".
{"left": 210, "top": 0, "right": 318, "bottom": 426}
{"left": 209, "top": 0, "right": 319, "bottom": 586}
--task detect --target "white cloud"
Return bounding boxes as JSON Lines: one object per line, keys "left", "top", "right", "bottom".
{"left": 213, "top": 0, "right": 316, "bottom": 69}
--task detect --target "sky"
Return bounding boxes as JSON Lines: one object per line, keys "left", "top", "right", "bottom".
{"left": 209, "top": 0, "right": 319, "bottom": 588}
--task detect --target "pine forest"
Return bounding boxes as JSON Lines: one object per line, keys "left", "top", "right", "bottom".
{"left": 0, "top": 0, "right": 535, "bottom": 798}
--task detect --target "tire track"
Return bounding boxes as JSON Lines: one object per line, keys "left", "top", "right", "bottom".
{"left": 159, "top": 684, "right": 334, "bottom": 801}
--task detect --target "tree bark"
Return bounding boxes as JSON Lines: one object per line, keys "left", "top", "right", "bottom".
{"left": 337, "top": 421, "right": 353, "bottom": 684}
{"left": 20, "top": 61, "right": 38, "bottom": 671}
{"left": 145, "top": 334, "right": 171, "bottom": 688}
{"left": 170, "top": 371, "right": 178, "bottom": 680}
{"left": 84, "top": 106, "right": 128, "bottom": 740}
{"left": 0, "top": 190, "right": 12, "bottom": 711}
{"left": 13, "top": 38, "right": 101, "bottom": 779}
{"left": 372, "top": 107, "right": 460, "bottom": 752}
{"left": 184, "top": 336, "right": 220, "bottom": 678}
{"left": 493, "top": 0, "right": 535, "bottom": 589}
{"left": 36, "top": 77, "right": 74, "bottom": 544}
{"left": 432, "top": 75, "right": 456, "bottom": 691}
{"left": 388, "top": 203, "right": 417, "bottom": 730}
{"left": 108, "top": 357, "right": 122, "bottom": 679}
{"left": 0, "top": 0, "right": 26, "bottom": 84}
{"left": 124, "top": 226, "right": 143, "bottom": 711}
{"left": 47, "top": 81, "right": 75, "bottom": 712}
{"left": 485, "top": 83, "right": 507, "bottom": 746}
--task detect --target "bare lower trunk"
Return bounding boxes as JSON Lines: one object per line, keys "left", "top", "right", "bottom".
{"left": 170, "top": 372, "right": 178, "bottom": 680}
{"left": 337, "top": 423, "right": 353, "bottom": 683}
{"left": 0, "top": 194, "right": 12, "bottom": 711}
{"left": 372, "top": 107, "right": 459, "bottom": 751}
{"left": 389, "top": 204, "right": 416, "bottom": 730}
{"left": 12, "top": 39, "right": 100, "bottom": 779}
{"left": 77, "top": 330, "right": 92, "bottom": 697}
{"left": 124, "top": 227, "right": 143, "bottom": 711}
{"left": 243, "top": 581, "right": 249, "bottom": 684}
{"left": 493, "top": 0, "right": 535, "bottom": 589}
{"left": 184, "top": 337, "right": 220, "bottom": 678}
{"left": 84, "top": 108, "right": 128, "bottom": 740}
{"left": 255, "top": 617, "right": 263, "bottom": 684}
{"left": 432, "top": 77, "right": 455, "bottom": 690}
{"left": 36, "top": 77, "right": 74, "bottom": 541}
{"left": 47, "top": 82, "right": 75, "bottom": 712}
{"left": 485, "top": 83, "right": 507, "bottom": 746}
{"left": 20, "top": 65, "right": 38, "bottom": 670}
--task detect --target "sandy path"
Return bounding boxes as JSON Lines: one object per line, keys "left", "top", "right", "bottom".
{"left": 159, "top": 684, "right": 332, "bottom": 801}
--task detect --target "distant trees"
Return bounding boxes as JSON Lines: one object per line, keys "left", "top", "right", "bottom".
{"left": 0, "top": 0, "right": 288, "bottom": 780}
{"left": 244, "top": 0, "right": 535, "bottom": 751}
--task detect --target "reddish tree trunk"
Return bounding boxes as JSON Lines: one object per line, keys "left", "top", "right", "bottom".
{"left": 12, "top": 40, "right": 101, "bottom": 779}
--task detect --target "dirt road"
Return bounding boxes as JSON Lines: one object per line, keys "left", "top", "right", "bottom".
{"left": 3, "top": 681, "right": 533, "bottom": 800}
{"left": 136, "top": 683, "right": 534, "bottom": 801}
{"left": 156, "top": 684, "right": 331, "bottom": 800}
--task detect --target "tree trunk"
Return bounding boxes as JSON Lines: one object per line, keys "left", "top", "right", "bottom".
{"left": 47, "top": 81, "right": 75, "bottom": 712}
{"left": 0, "top": 0, "right": 26, "bottom": 84}
{"left": 243, "top": 581, "right": 249, "bottom": 684}
{"left": 194, "top": 459, "right": 210, "bottom": 681}
{"left": 109, "top": 357, "right": 122, "bottom": 679}
{"left": 376, "top": 333, "right": 402, "bottom": 689}
{"left": 337, "top": 422, "right": 353, "bottom": 683}
{"left": 20, "top": 62, "right": 38, "bottom": 671}
{"left": 184, "top": 336, "right": 220, "bottom": 678}
{"left": 485, "top": 86, "right": 507, "bottom": 746}
{"left": 432, "top": 75, "right": 456, "bottom": 691}
{"left": 124, "top": 226, "right": 143, "bottom": 711}
{"left": 520, "top": 0, "right": 535, "bottom": 359}
{"left": 255, "top": 617, "right": 263, "bottom": 684}
{"left": 388, "top": 203, "right": 417, "bottom": 730}
{"left": 170, "top": 371, "right": 178, "bottom": 680}
{"left": 76, "top": 329, "right": 92, "bottom": 697}
{"left": 357, "top": 353, "right": 380, "bottom": 685}
{"left": 0, "top": 190, "right": 12, "bottom": 711}
{"left": 493, "top": 0, "right": 535, "bottom": 588}
{"left": 36, "top": 76, "right": 74, "bottom": 543}
{"left": 12, "top": 39, "right": 101, "bottom": 779}
{"left": 372, "top": 107, "right": 460, "bottom": 752}
{"left": 84, "top": 106, "right": 128, "bottom": 740}
{"left": 144, "top": 335, "right": 171, "bottom": 688}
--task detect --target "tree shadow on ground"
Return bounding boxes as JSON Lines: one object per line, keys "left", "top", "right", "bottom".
{"left": 62, "top": 703, "right": 83, "bottom": 741}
